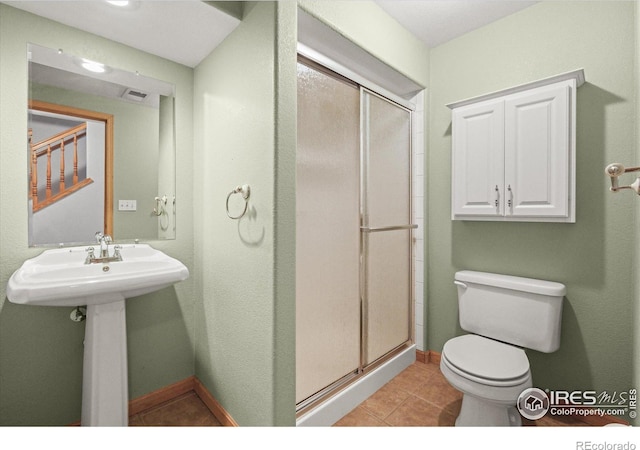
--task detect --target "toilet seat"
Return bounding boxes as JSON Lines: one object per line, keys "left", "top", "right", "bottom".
{"left": 442, "top": 334, "right": 530, "bottom": 387}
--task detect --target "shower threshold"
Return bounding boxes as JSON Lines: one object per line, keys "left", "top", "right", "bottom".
{"left": 296, "top": 343, "right": 416, "bottom": 426}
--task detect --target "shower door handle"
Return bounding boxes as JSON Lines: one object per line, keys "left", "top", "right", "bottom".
{"left": 360, "top": 224, "right": 418, "bottom": 233}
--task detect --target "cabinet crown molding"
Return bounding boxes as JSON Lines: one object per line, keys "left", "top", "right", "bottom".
{"left": 446, "top": 69, "right": 585, "bottom": 110}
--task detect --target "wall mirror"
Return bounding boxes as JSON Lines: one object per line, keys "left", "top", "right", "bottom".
{"left": 28, "top": 43, "right": 176, "bottom": 247}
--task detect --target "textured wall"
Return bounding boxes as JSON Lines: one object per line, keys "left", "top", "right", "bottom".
{"left": 193, "top": 1, "right": 291, "bottom": 426}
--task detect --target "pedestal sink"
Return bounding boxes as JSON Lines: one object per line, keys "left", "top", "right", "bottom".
{"left": 6, "top": 244, "right": 189, "bottom": 426}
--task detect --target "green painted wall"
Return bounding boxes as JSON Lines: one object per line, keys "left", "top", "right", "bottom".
{"left": 428, "top": 0, "right": 637, "bottom": 421}
{"left": 193, "top": 1, "right": 297, "bottom": 426}
{"left": 0, "top": 4, "right": 195, "bottom": 425}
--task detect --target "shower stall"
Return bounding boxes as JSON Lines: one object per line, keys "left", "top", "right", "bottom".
{"left": 296, "top": 57, "right": 416, "bottom": 423}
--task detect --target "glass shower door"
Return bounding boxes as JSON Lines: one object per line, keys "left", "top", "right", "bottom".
{"left": 296, "top": 60, "right": 414, "bottom": 410}
{"left": 296, "top": 61, "right": 361, "bottom": 405}
{"left": 361, "top": 90, "right": 413, "bottom": 366}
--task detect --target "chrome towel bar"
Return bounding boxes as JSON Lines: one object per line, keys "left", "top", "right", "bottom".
{"left": 360, "top": 224, "right": 418, "bottom": 233}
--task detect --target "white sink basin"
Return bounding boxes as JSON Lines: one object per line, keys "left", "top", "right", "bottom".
{"left": 6, "top": 243, "right": 189, "bottom": 426}
{"left": 7, "top": 244, "right": 188, "bottom": 306}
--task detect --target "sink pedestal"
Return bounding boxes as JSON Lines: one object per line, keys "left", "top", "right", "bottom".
{"left": 81, "top": 297, "right": 128, "bottom": 426}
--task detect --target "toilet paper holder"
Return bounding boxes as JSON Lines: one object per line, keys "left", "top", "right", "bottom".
{"left": 605, "top": 163, "right": 640, "bottom": 194}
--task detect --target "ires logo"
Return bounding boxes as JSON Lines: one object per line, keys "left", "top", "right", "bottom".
{"left": 517, "top": 388, "right": 549, "bottom": 420}
{"left": 549, "top": 390, "right": 631, "bottom": 406}
{"left": 518, "top": 388, "right": 637, "bottom": 421}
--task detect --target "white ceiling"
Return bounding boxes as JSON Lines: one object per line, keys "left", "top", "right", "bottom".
{"left": 4, "top": 0, "right": 540, "bottom": 67}
{"left": 376, "top": 0, "right": 538, "bottom": 48}
{"left": 3, "top": 0, "right": 240, "bottom": 68}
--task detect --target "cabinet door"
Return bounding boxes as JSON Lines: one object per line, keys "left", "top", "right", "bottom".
{"left": 451, "top": 100, "right": 505, "bottom": 218}
{"left": 504, "top": 81, "right": 572, "bottom": 219}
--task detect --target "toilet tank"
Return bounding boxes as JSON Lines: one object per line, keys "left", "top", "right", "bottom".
{"left": 455, "top": 271, "right": 566, "bottom": 353}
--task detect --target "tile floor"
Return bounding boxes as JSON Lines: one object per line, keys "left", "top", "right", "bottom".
{"left": 334, "top": 361, "right": 588, "bottom": 427}
{"left": 131, "top": 361, "right": 588, "bottom": 427}
{"left": 129, "top": 391, "right": 222, "bottom": 426}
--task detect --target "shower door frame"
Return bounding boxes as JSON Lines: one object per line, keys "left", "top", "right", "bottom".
{"left": 295, "top": 56, "right": 416, "bottom": 417}
{"left": 359, "top": 86, "right": 415, "bottom": 371}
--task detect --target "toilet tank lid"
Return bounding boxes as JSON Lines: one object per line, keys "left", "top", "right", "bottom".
{"left": 455, "top": 271, "right": 566, "bottom": 297}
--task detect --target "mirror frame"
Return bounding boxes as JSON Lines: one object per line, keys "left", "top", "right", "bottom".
{"left": 29, "top": 99, "right": 114, "bottom": 238}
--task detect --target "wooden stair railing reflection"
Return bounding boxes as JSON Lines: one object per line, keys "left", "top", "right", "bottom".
{"left": 29, "top": 124, "right": 93, "bottom": 212}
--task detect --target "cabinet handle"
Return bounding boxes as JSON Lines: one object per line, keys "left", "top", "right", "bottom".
{"left": 494, "top": 185, "right": 500, "bottom": 209}
{"left": 507, "top": 185, "right": 513, "bottom": 211}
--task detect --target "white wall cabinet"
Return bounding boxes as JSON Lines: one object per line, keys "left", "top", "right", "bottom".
{"left": 448, "top": 70, "right": 584, "bottom": 223}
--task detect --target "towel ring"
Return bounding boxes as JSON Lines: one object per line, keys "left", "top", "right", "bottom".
{"left": 153, "top": 195, "right": 167, "bottom": 216}
{"left": 226, "top": 184, "right": 251, "bottom": 219}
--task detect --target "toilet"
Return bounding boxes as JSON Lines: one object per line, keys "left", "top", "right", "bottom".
{"left": 440, "top": 270, "right": 566, "bottom": 426}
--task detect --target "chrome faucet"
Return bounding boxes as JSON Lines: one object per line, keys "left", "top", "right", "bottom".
{"left": 85, "top": 232, "right": 123, "bottom": 264}
{"left": 96, "top": 232, "right": 111, "bottom": 258}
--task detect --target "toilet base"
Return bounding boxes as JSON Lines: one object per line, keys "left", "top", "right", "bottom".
{"left": 455, "top": 394, "right": 522, "bottom": 427}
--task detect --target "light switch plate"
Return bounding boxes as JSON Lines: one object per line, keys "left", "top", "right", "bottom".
{"left": 118, "top": 200, "right": 137, "bottom": 211}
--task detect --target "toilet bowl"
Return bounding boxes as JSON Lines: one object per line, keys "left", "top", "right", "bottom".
{"left": 441, "top": 271, "right": 565, "bottom": 426}
{"left": 440, "top": 334, "right": 532, "bottom": 426}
